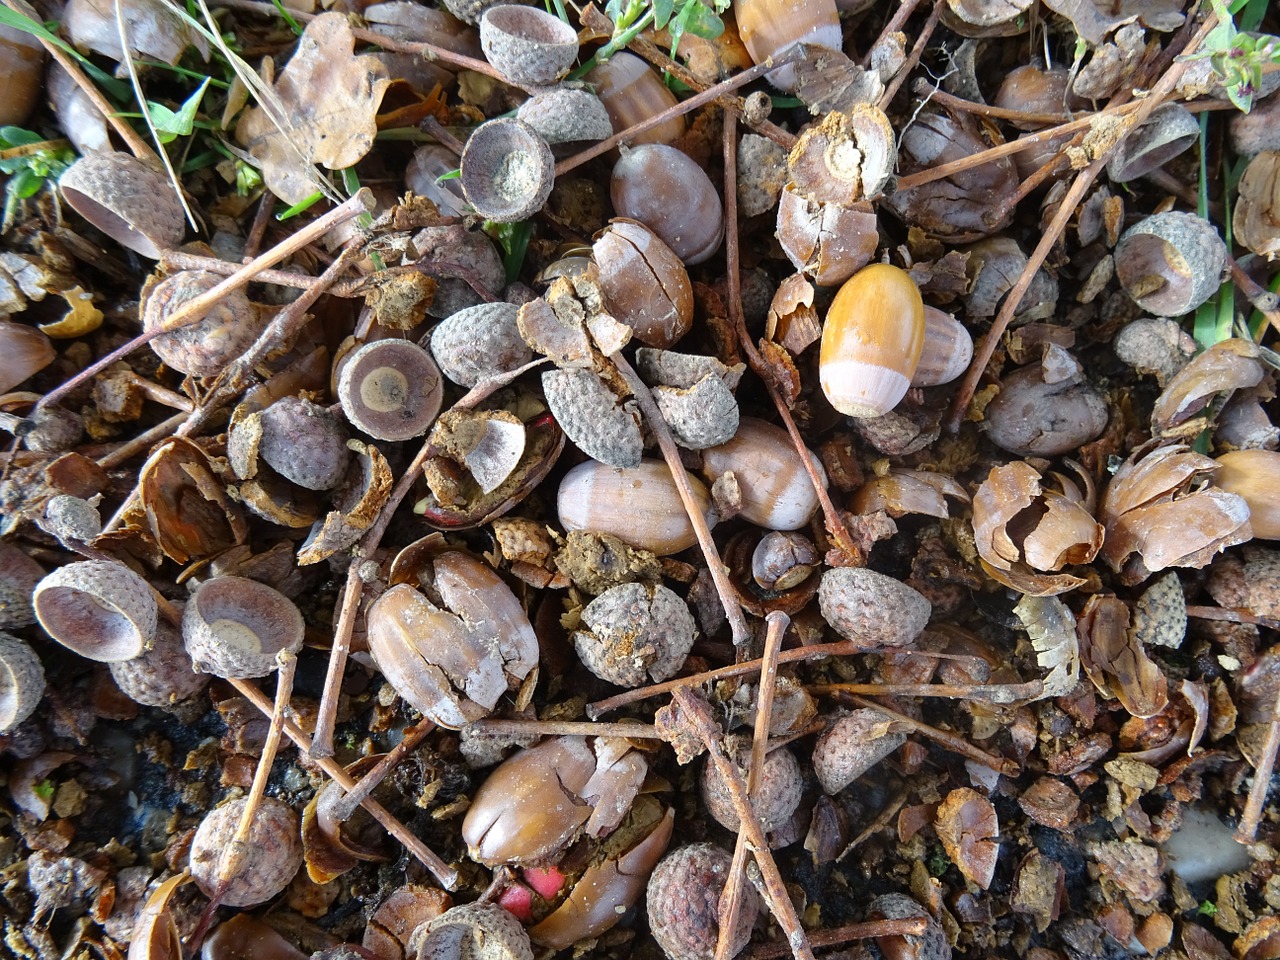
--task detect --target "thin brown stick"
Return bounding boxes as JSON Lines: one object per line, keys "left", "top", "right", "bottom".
{"left": 37, "top": 191, "right": 374, "bottom": 413}
{"left": 610, "top": 351, "right": 752, "bottom": 646}
{"left": 810, "top": 680, "right": 1043, "bottom": 704}
{"left": 717, "top": 611, "right": 789, "bottom": 960}
{"left": 876, "top": 0, "right": 941, "bottom": 110}
{"left": 229, "top": 677, "right": 459, "bottom": 888}
{"left": 669, "top": 687, "right": 814, "bottom": 960}
{"left": 860, "top": 0, "right": 926, "bottom": 68}
{"left": 95, "top": 411, "right": 187, "bottom": 470}
{"left": 468, "top": 718, "right": 660, "bottom": 739}
{"left": 1187, "top": 604, "right": 1280, "bottom": 631}
{"left": 0, "top": 0, "right": 156, "bottom": 162}
{"left": 1228, "top": 256, "right": 1280, "bottom": 337}
{"left": 838, "top": 694, "right": 1020, "bottom": 776}
{"left": 329, "top": 716, "right": 435, "bottom": 822}
{"left": 554, "top": 46, "right": 804, "bottom": 178}
{"left": 837, "top": 788, "right": 909, "bottom": 863}
{"left": 243, "top": 191, "right": 277, "bottom": 260}
{"left": 721, "top": 112, "right": 860, "bottom": 563}
{"left": 587, "top": 641, "right": 866, "bottom": 718}
{"left": 742, "top": 919, "right": 928, "bottom": 959}
{"left": 309, "top": 357, "right": 548, "bottom": 757}
{"left": 910, "top": 79, "right": 1073, "bottom": 125}
{"left": 1237, "top": 676, "right": 1280, "bottom": 843}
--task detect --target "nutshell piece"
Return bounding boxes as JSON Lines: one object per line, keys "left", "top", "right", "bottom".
{"left": 984, "top": 348, "right": 1108, "bottom": 457}
{"left": 1234, "top": 150, "right": 1280, "bottom": 259}
{"left": 818, "top": 567, "right": 931, "bottom": 650}
{"left": 776, "top": 189, "right": 878, "bottom": 286}
{"left": 460, "top": 118, "right": 555, "bottom": 223}
{"left": 558, "top": 459, "right": 714, "bottom": 556}
{"left": 868, "top": 893, "right": 951, "bottom": 960}
{"left": 575, "top": 581, "right": 697, "bottom": 687}
{"left": 588, "top": 51, "right": 685, "bottom": 147}
{"left": 183, "top": 576, "right": 305, "bottom": 678}
{"left": 646, "top": 843, "right": 757, "bottom": 960}
{"left": 700, "top": 417, "right": 826, "bottom": 531}
{"left": 593, "top": 219, "right": 694, "bottom": 347}
{"left": 735, "top": 0, "right": 840, "bottom": 91}
{"left": 479, "top": 5, "right": 578, "bottom": 86}
{"left": 406, "top": 144, "right": 470, "bottom": 217}
{"left": 788, "top": 106, "right": 896, "bottom": 205}
{"left": 429, "top": 302, "right": 531, "bottom": 388}
{"left": 812, "top": 709, "right": 906, "bottom": 794}
{"left": 0, "top": 23, "right": 43, "bottom": 126}
{"left": 1106, "top": 102, "right": 1199, "bottom": 183}
{"left": 820, "top": 264, "right": 926, "bottom": 418}
{"left": 0, "top": 322, "right": 54, "bottom": 395}
{"left": 963, "top": 236, "right": 1059, "bottom": 323}
{"left": 338, "top": 339, "right": 443, "bottom": 442}
{"left": 611, "top": 144, "right": 724, "bottom": 265}
{"left": 542, "top": 367, "right": 643, "bottom": 468}
{"left": 34, "top": 560, "right": 158, "bottom": 662}
{"left": 1215, "top": 450, "right": 1280, "bottom": 539}
{"left": 110, "top": 618, "right": 208, "bottom": 707}
{"left": 701, "top": 739, "right": 802, "bottom": 840}
{"left": 141, "top": 270, "right": 267, "bottom": 378}
{"left": 58, "top": 151, "right": 184, "bottom": 258}
{"left": 0, "top": 631, "right": 44, "bottom": 733}
{"left": 189, "top": 796, "right": 304, "bottom": 907}
{"left": 416, "top": 902, "right": 534, "bottom": 960}
{"left": 738, "top": 133, "right": 789, "bottom": 218}
{"left": 1115, "top": 212, "right": 1227, "bottom": 317}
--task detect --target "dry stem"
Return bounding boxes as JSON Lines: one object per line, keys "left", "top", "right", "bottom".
{"left": 329, "top": 715, "right": 435, "bottom": 822}
{"left": 876, "top": 0, "right": 942, "bottom": 111}
{"left": 1238, "top": 678, "right": 1280, "bottom": 842}
{"left": 469, "top": 718, "right": 660, "bottom": 739}
{"left": 742, "top": 919, "right": 928, "bottom": 959}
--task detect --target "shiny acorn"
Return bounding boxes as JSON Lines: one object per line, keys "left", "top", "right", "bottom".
{"left": 819, "top": 263, "right": 925, "bottom": 418}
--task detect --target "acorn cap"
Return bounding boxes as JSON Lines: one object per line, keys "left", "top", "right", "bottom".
{"left": 0, "top": 631, "right": 45, "bottom": 733}
{"left": 182, "top": 575, "right": 304, "bottom": 679}
{"left": 516, "top": 87, "right": 612, "bottom": 145}
{"left": 460, "top": 118, "right": 555, "bottom": 223}
{"left": 33, "top": 560, "right": 158, "bottom": 662}
{"left": 338, "top": 338, "right": 444, "bottom": 441}
{"left": 59, "top": 151, "right": 184, "bottom": 258}
{"left": 480, "top": 4, "right": 578, "bottom": 86}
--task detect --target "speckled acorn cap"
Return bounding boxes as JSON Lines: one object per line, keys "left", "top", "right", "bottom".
{"left": 33, "top": 560, "right": 158, "bottom": 662}
{"left": 183, "top": 575, "right": 304, "bottom": 679}
{"left": 0, "top": 631, "right": 45, "bottom": 733}
{"left": 480, "top": 5, "right": 578, "bottom": 86}
{"left": 59, "top": 151, "right": 184, "bottom": 258}
{"left": 516, "top": 87, "right": 612, "bottom": 146}
{"left": 459, "top": 118, "right": 555, "bottom": 223}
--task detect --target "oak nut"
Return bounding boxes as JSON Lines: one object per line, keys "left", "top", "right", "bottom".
{"left": 699, "top": 417, "right": 826, "bottom": 531}
{"left": 818, "top": 567, "right": 930, "bottom": 651}
{"left": 646, "top": 843, "right": 757, "bottom": 960}
{"left": 1215, "top": 450, "right": 1280, "bottom": 540}
{"left": 735, "top": 0, "right": 840, "bottom": 92}
{"left": 338, "top": 339, "right": 443, "bottom": 442}
{"left": 700, "top": 738, "right": 802, "bottom": 842}
{"left": 0, "top": 23, "right": 43, "bottom": 126}
{"left": 33, "top": 560, "right": 158, "bottom": 662}
{"left": 574, "top": 581, "right": 697, "bottom": 687}
{"left": 587, "top": 51, "right": 685, "bottom": 148}
{"left": 912, "top": 307, "right": 972, "bottom": 388}
{"left": 611, "top": 144, "right": 724, "bottom": 265}
{"left": 189, "top": 796, "right": 304, "bottom": 907}
{"left": 819, "top": 264, "right": 925, "bottom": 418}
{"left": 593, "top": 219, "right": 694, "bottom": 348}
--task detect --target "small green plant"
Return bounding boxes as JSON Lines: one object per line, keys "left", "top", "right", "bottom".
{"left": 0, "top": 127, "right": 75, "bottom": 230}
{"left": 1185, "top": 0, "right": 1280, "bottom": 113}
{"left": 574, "top": 0, "right": 729, "bottom": 77}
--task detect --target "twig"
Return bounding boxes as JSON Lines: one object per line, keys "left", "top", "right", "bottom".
{"left": 810, "top": 680, "right": 1043, "bottom": 704}
{"left": 909, "top": 79, "right": 1072, "bottom": 125}
{"left": 1237, "top": 675, "right": 1280, "bottom": 843}
{"left": 860, "top": 0, "right": 926, "bottom": 68}
{"left": 721, "top": 112, "right": 860, "bottom": 563}
{"left": 587, "top": 641, "right": 867, "bottom": 718}
{"left": 836, "top": 788, "right": 909, "bottom": 863}
{"left": 36, "top": 191, "right": 374, "bottom": 414}
{"left": 229, "top": 676, "right": 459, "bottom": 888}
{"left": 309, "top": 357, "right": 548, "bottom": 757}
{"left": 1227, "top": 256, "right": 1280, "bottom": 337}
{"left": 95, "top": 412, "right": 187, "bottom": 470}
{"left": 717, "top": 611, "right": 788, "bottom": 960}
{"left": 946, "top": 9, "right": 1222, "bottom": 434}
{"left": 669, "top": 687, "right": 814, "bottom": 960}
{"left": 742, "top": 919, "right": 928, "bottom": 959}
{"left": 876, "top": 0, "right": 942, "bottom": 111}
{"left": 468, "top": 718, "right": 660, "bottom": 739}
{"left": 609, "top": 351, "right": 752, "bottom": 646}
{"left": 554, "top": 46, "right": 805, "bottom": 178}
{"left": 1186, "top": 604, "right": 1280, "bottom": 631}
{"left": 837, "top": 694, "right": 1020, "bottom": 776}
{"left": 329, "top": 716, "right": 435, "bottom": 822}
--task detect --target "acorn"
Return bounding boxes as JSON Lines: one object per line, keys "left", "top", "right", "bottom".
{"left": 819, "top": 263, "right": 925, "bottom": 418}
{"left": 587, "top": 51, "right": 685, "bottom": 147}
{"left": 611, "top": 144, "right": 724, "bottom": 265}
{"left": 735, "top": 0, "right": 841, "bottom": 92}
{"left": 1214, "top": 449, "right": 1280, "bottom": 540}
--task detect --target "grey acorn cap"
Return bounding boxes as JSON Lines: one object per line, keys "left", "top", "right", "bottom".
{"left": 516, "top": 87, "right": 613, "bottom": 145}
{"left": 0, "top": 631, "right": 45, "bottom": 732}
{"left": 429, "top": 301, "right": 531, "bottom": 387}
{"left": 480, "top": 5, "right": 579, "bottom": 86}
{"left": 818, "top": 567, "right": 930, "bottom": 650}
{"left": 542, "top": 367, "right": 643, "bottom": 468}
{"left": 653, "top": 375, "right": 740, "bottom": 450}
{"left": 59, "top": 151, "right": 184, "bottom": 258}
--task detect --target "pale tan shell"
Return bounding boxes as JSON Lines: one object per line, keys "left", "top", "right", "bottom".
{"left": 0, "top": 631, "right": 45, "bottom": 732}
{"left": 182, "top": 576, "right": 304, "bottom": 678}
{"left": 699, "top": 417, "right": 826, "bottom": 531}
{"left": 58, "top": 151, "right": 184, "bottom": 258}
{"left": 34, "top": 560, "right": 158, "bottom": 662}
{"left": 0, "top": 322, "right": 55, "bottom": 395}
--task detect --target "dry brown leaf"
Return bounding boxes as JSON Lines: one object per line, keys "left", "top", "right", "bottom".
{"left": 757, "top": 338, "right": 802, "bottom": 408}
{"left": 236, "top": 13, "right": 390, "bottom": 204}
{"left": 1077, "top": 595, "right": 1169, "bottom": 718}
{"left": 936, "top": 787, "right": 999, "bottom": 890}
{"left": 1234, "top": 151, "right": 1280, "bottom": 260}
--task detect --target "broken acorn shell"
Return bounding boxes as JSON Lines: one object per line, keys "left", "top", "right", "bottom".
{"left": 479, "top": 5, "right": 579, "bottom": 86}
{"left": 182, "top": 575, "right": 305, "bottom": 678}
{"left": 0, "top": 322, "right": 55, "bottom": 395}
{"left": 459, "top": 118, "right": 555, "bottom": 223}
{"left": 557, "top": 458, "right": 715, "bottom": 556}
{"left": 189, "top": 796, "right": 304, "bottom": 908}
{"left": 58, "top": 151, "right": 185, "bottom": 259}
{"left": 592, "top": 219, "right": 694, "bottom": 348}
{"left": 0, "top": 631, "right": 45, "bottom": 733}
{"left": 574, "top": 581, "right": 697, "bottom": 687}
{"left": 1214, "top": 449, "right": 1280, "bottom": 540}
{"left": 610, "top": 144, "right": 724, "bottom": 265}
{"left": 33, "top": 559, "right": 158, "bottom": 662}
{"left": 338, "top": 339, "right": 444, "bottom": 442}
{"left": 819, "top": 263, "right": 926, "bottom": 418}
{"left": 699, "top": 416, "right": 826, "bottom": 531}
{"left": 735, "top": 0, "right": 841, "bottom": 92}
{"left": 788, "top": 105, "right": 897, "bottom": 205}
{"left": 587, "top": 51, "right": 685, "bottom": 147}
{"left": 776, "top": 188, "right": 878, "bottom": 286}
{"left": 1114, "top": 211, "right": 1227, "bottom": 317}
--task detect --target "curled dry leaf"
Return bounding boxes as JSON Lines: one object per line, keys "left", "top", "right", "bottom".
{"left": 1151, "top": 338, "right": 1264, "bottom": 438}
{"left": 1077, "top": 594, "right": 1169, "bottom": 719}
{"left": 1014, "top": 594, "right": 1079, "bottom": 700}
{"left": 936, "top": 787, "right": 999, "bottom": 890}
{"left": 972, "top": 461, "right": 1103, "bottom": 596}
{"left": 236, "top": 13, "right": 390, "bottom": 204}
{"left": 1100, "top": 445, "right": 1252, "bottom": 581}
{"left": 853, "top": 468, "right": 970, "bottom": 520}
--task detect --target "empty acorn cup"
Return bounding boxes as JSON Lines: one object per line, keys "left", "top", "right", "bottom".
{"left": 33, "top": 559, "right": 158, "bottom": 661}
{"left": 0, "top": 631, "right": 45, "bottom": 733}
{"left": 58, "top": 151, "right": 185, "bottom": 258}
{"left": 479, "top": 5, "right": 578, "bottom": 86}
{"left": 183, "top": 575, "right": 304, "bottom": 678}
{"left": 460, "top": 118, "right": 555, "bottom": 223}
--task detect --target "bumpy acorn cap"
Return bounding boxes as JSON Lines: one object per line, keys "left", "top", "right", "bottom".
{"left": 516, "top": 87, "right": 612, "bottom": 145}
{"left": 480, "top": 5, "right": 579, "bottom": 86}
{"left": 182, "top": 575, "right": 304, "bottom": 679}
{"left": 59, "top": 151, "right": 184, "bottom": 258}
{"left": 0, "top": 631, "right": 45, "bottom": 733}
{"left": 33, "top": 559, "right": 158, "bottom": 662}
{"left": 460, "top": 118, "right": 555, "bottom": 223}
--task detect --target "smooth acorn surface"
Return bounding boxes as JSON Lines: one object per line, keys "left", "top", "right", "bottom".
{"left": 819, "top": 264, "right": 926, "bottom": 418}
